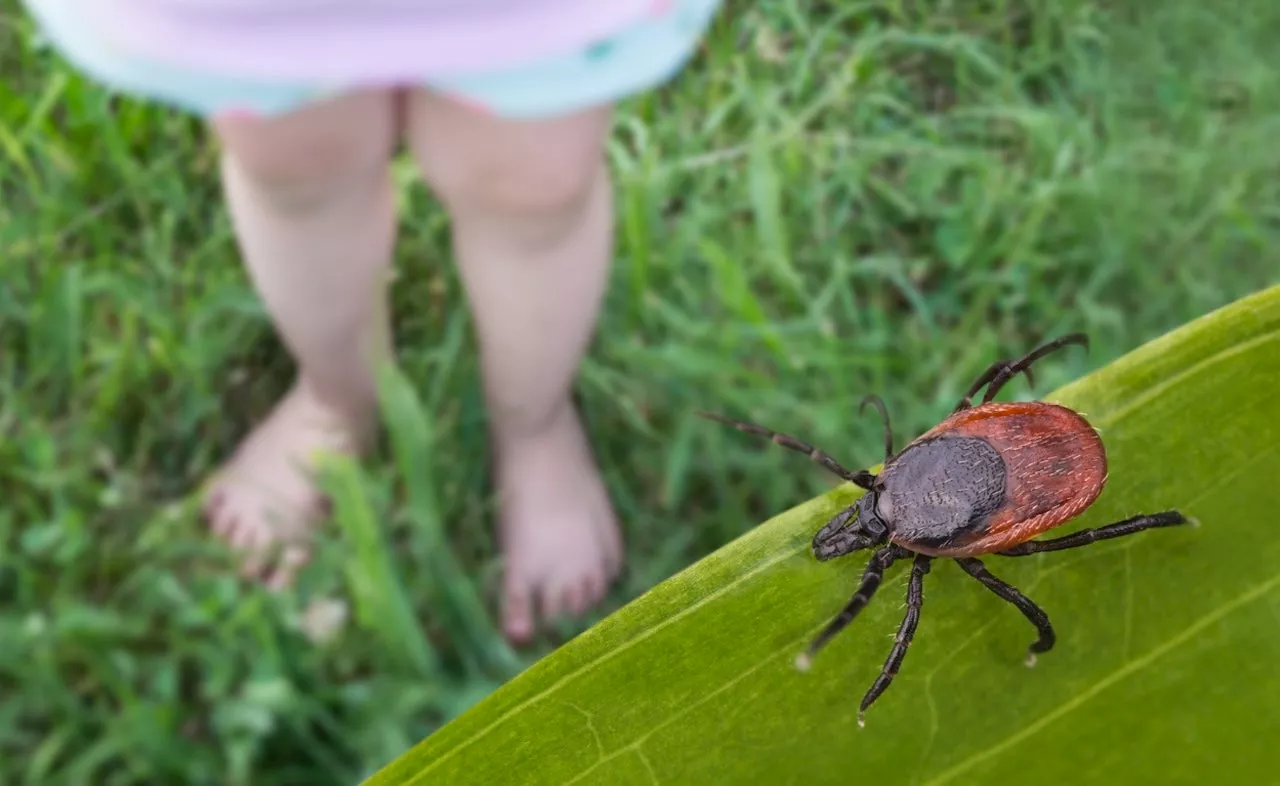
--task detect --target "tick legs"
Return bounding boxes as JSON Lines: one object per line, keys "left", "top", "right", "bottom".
{"left": 857, "top": 553, "right": 932, "bottom": 726}
{"left": 982, "top": 333, "right": 1088, "bottom": 404}
{"left": 798, "top": 545, "right": 907, "bottom": 668}
{"left": 997, "top": 511, "right": 1189, "bottom": 556}
{"left": 953, "top": 358, "right": 1035, "bottom": 412}
{"left": 954, "top": 333, "right": 1089, "bottom": 411}
{"left": 859, "top": 394, "right": 894, "bottom": 462}
{"left": 696, "top": 411, "right": 876, "bottom": 489}
{"left": 955, "top": 557, "right": 1054, "bottom": 666}
{"left": 812, "top": 506, "right": 880, "bottom": 561}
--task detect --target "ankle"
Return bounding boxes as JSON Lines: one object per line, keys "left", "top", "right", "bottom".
{"left": 293, "top": 377, "right": 378, "bottom": 437}
{"left": 490, "top": 396, "right": 577, "bottom": 454}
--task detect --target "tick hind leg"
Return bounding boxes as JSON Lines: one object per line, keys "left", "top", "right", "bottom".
{"left": 981, "top": 333, "right": 1089, "bottom": 405}
{"left": 857, "top": 553, "right": 932, "bottom": 726}
{"left": 955, "top": 557, "right": 1054, "bottom": 666}
{"left": 953, "top": 358, "right": 1036, "bottom": 412}
{"left": 954, "top": 333, "right": 1089, "bottom": 411}
{"left": 696, "top": 411, "right": 875, "bottom": 489}
{"left": 997, "top": 511, "right": 1189, "bottom": 556}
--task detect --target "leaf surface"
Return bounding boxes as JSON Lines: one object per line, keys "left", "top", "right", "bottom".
{"left": 366, "top": 286, "right": 1280, "bottom": 786}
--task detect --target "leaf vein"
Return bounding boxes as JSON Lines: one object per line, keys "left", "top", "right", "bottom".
{"left": 636, "top": 749, "right": 659, "bottom": 785}
{"left": 562, "top": 701, "right": 605, "bottom": 761}
{"left": 411, "top": 543, "right": 809, "bottom": 781}
{"left": 570, "top": 624, "right": 814, "bottom": 784}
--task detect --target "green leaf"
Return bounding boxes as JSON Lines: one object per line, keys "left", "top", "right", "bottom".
{"left": 365, "top": 286, "right": 1280, "bottom": 786}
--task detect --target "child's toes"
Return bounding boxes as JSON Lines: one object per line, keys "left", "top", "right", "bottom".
{"left": 603, "top": 531, "right": 623, "bottom": 580}
{"left": 567, "top": 569, "right": 605, "bottom": 616}
{"left": 203, "top": 488, "right": 228, "bottom": 527}
{"left": 502, "top": 576, "right": 536, "bottom": 644}
{"left": 233, "top": 523, "right": 271, "bottom": 579}
{"left": 539, "top": 580, "right": 568, "bottom": 626}
{"left": 593, "top": 505, "right": 623, "bottom": 579}
{"left": 220, "top": 513, "right": 250, "bottom": 550}
{"left": 206, "top": 496, "right": 235, "bottom": 538}
{"left": 581, "top": 571, "right": 605, "bottom": 609}
{"left": 267, "top": 545, "right": 310, "bottom": 591}
{"left": 561, "top": 582, "right": 588, "bottom": 617}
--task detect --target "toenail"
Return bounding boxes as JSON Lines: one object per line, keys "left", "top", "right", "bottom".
{"left": 204, "top": 494, "right": 227, "bottom": 523}
{"left": 211, "top": 513, "right": 234, "bottom": 537}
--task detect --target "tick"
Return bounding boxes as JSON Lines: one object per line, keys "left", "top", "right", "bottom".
{"left": 699, "top": 334, "right": 1190, "bottom": 725}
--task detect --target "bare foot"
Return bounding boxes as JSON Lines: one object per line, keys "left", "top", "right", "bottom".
{"left": 497, "top": 402, "right": 623, "bottom": 643}
{"left": 202, "top": 380, "right": 371, "bottom": 589}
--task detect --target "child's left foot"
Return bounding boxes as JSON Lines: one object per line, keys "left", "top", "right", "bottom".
{"left": 496, "top": 401, "right": 623, "bottom": 643}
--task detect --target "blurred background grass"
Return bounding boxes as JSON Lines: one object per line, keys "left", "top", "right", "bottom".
{"left": 1, "top": 0, "right": 1277, "bottom": 783}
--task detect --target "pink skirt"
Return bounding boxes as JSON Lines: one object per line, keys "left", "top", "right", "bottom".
{"left": 22, "top": 0, "right": 722, "bottom": 118}
{"left": 84, "top": 0, "right": 667, "bottom": 81}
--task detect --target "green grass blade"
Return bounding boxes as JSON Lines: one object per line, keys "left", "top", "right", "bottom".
{"left": 323, "top": 455, "right": 440, "bottom": 680}
{"left": 375, "top": 362, "right": 522, "bottom": 678}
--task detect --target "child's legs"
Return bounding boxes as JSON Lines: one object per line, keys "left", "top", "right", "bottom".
{"left": 395, "top": 0, "right": 722, "bottom": 638}
{"left": 407, "top": 94, "right": 612, "bottom": 441}
{"left": 213, "top": 91, "right": 398, "bottom": 419}
{"left": 205, "top": 90, "right": 399, "bottom": 586}
{"left": 26, "top": 0, "right": 721, "bottom": 615}
{"left": 404, "top": 91, "right": 621, "bottom": 640}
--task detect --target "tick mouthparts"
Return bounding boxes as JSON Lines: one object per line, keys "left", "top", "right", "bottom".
{"left": 794, "top": 652, "right": 812, "bottom": 672}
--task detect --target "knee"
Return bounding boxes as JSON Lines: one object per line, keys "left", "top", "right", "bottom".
{"left": 417, "top": 142, "right": 603, "bottom": 231}
{"left": 407, "top": 103, "right": 608, "bottom": 243}
{"left": 212, "top": 91, "right": 397, "bottom": 212}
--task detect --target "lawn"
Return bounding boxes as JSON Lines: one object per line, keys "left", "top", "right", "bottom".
{"left": 1, "top": 0, "right": 1277, "bottom": 784}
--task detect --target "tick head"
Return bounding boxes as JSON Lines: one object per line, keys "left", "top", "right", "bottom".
{"left": 812, "top": 492, "right": 889, "bottom": 561}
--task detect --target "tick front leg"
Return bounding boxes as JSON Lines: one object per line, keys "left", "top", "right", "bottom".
{"left": 797, "top": 545, "right": 906, "bottom": 669}
{"left": 859, "top": 394, "right": 894, "bottom": 462}
{"left": 955, "top": 557, "right": 1054, "bottom": 665}
{"left": 813, "top": 507, "right": 875, "bottom": 561}
{"left": 996, "top": 511, "right": 1189, "bottom": 556}
{"left": 858, "top": 553, "right": 932, "bottom": 726}
{"left": 695, "top": 411, "right": 876, "bottom": 489}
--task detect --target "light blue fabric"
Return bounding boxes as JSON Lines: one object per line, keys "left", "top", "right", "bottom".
{"left": 21, "top": 0, "right": 721, "bottom": 119}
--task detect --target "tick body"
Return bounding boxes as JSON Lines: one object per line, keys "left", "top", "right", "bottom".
{"left": 880, "top": 400, "right": 1108, "bottom": 558}
{"left": 699, "top": 334, "right": 1190, "bottom": 725}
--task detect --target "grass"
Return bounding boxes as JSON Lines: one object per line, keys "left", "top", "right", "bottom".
{"left": 1, "top": 0, "right": 1277, "bottom": 783}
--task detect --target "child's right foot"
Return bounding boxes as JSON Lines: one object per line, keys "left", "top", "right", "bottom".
{"left": 202, "top": 380, "right": 372, "bottom": 589}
